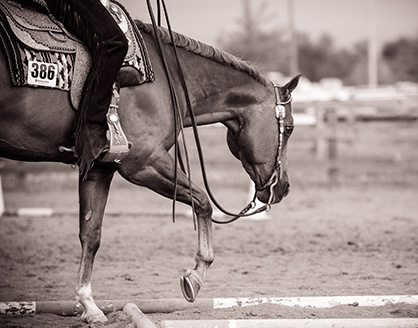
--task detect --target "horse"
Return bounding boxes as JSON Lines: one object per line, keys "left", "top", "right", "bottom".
{"left": 0, "top": 18, "right": 301, "bottom": 323}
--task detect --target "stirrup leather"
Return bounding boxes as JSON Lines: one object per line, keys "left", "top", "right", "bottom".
{"left": 102, "top": 85, "right": 131, "bottom": 164}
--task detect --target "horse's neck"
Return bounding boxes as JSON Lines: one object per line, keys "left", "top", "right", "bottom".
{"left": 183, "top": 59, "right": 270, "bottom": 126}
{"left": 136, "top": 22, "right": 270, "bottom": 126}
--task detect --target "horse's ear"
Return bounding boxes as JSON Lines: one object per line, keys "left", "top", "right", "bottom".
{"left": 282, "top": 73, "right": 302, "bottom": 96}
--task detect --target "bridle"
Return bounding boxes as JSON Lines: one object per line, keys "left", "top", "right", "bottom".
{"left": 256, "top": 83, "right": 292, "bottom": 206}
{"left": 211, "top": 83, "right": 293, "bottom": 224}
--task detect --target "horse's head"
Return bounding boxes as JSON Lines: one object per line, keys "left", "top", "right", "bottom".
{"left": 226, "top": 74, "right": 301, "bottom": 206}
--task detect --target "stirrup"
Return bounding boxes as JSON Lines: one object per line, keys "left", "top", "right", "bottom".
{"left": 102, "top": 85, "right": 131, "bottom": 164}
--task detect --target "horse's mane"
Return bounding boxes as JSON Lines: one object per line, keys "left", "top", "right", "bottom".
{"left": 136, "top": 20, "right": 269, "bottom": 87}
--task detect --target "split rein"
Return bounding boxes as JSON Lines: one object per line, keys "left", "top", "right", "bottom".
{"left": 146, "top": 0, "right": 290, "bottom": 224}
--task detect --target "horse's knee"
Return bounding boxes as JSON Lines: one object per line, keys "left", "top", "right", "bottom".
{"left": 79, "top": 228, "right": 101, "bottom": 254}
{"left": 194, "top": 194, "right": 212, "bottom": 219}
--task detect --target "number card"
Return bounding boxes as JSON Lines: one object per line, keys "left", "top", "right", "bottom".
{"left": 27, "top": 61, "right": 58, "bottom": 88}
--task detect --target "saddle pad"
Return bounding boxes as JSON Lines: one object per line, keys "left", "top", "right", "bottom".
{"left": 0, "top": 0, "right": 154, "bottom": 109}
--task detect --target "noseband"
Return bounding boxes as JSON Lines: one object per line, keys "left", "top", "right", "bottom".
{"left": 257, "top": 83, "right": 292, "bottom": 205}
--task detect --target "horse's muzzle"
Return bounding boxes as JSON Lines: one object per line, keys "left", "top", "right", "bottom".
{"left": 256, "top": 181, "right": 290, "bottom": 205}
{"left": 283, "top": 182, "right": 290, "bottom": 197}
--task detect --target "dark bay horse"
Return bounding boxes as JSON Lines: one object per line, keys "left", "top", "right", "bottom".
{"left": 0, "top": 20, "right": 300, "bottom": 323}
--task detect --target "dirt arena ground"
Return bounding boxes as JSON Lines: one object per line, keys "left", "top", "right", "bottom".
{"left": 0, "top": 121, "right": 417, "bottom": 327}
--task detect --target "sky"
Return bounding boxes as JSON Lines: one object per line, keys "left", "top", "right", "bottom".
{"left": 119, "top": 0, "right": 418, "bottom": 49}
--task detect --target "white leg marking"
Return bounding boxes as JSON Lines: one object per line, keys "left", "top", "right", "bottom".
{"left": 76, "top": 283, "right": 107, "bottom": 323}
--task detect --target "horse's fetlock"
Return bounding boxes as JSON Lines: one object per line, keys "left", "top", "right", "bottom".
{"left": 75, "top": 284, "right": 93, "bottom": 301}
{"left": 206, "top": 257, "right": 214, "bottom": 266}
{"left": 196, "top": 252, "right": 214, "bottom": 266}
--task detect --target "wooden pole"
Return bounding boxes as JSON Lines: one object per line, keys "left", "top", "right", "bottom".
{"left": 2, "top": 295, "right": 417, "bottom": 316}
{"left": 161, "top": 318, "right": 418, "bottom": 328}
{"left": 0, "top": 175, "right": 4, "bottom": 216}
{"left": 123, "top": 303, "right": 157, "bottom": 328}
{"left": 287, "top": 0, "right": 299, "bottom": 76}
{"left": 367, "top": 0, "right": 378, "bottom": 86}
{"left": 327, "top": 109, "right": 338, "bottom": 184}
{"left": 315, "top": 106, "right": 327, "bottom": 161}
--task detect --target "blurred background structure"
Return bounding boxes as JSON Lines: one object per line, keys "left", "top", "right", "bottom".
{"left": 0, "top": 0, "right": 417, "bottom": 214}
{"left": 121, "top": 0, "right": 418, "bottom": 85}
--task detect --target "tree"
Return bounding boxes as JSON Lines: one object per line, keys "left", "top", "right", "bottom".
{"left": 297, "top": 33, "right": 360, "bottom": 83}
{"left": 382, "top": 36, "right": 418, "bottom": 82}
{"left": 216, "top": 0, "right": 417, "bottom": 84}
{"left": 345, "top": 42, "right": 396, "bottom": 85}
{"left": 216, "top": 1, "right": 360, "bottom": 82}
{"left": 217, "top": 0, "right": 290, "bottom": 75}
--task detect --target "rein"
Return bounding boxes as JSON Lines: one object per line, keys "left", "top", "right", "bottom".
{"left": 146, "top": 1, "right": 290, "bottom": 224}
{"left": 147, "top": 0, "right": 196, "bottom": 225}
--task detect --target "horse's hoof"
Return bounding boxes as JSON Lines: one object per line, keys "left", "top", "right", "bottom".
{"left": 180, "top": 269, "right": 203, "bottom": 302}
{"left": 81, "top": 310, "right": 108, "bottom": 323}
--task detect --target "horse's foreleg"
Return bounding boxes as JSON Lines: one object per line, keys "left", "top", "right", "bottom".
{"left": 119, "top": 151, "right": 213, "bottom": 303}
{"left": 76, "top": 166, "right": 114, "bottom": 323}
{"left": 180, "top": 194, "right": 214, "bottom": 302}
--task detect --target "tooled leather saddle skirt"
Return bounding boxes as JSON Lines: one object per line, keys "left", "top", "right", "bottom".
{"left": 0, "top": 0, "right": 154, "bottom": 109}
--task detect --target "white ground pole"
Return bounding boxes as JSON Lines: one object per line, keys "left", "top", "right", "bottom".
{"left": 161, "top": 318, "right": 418, "bottom": 328}
{"left": 123, "top": 303, "right": 157, "bottom": 328}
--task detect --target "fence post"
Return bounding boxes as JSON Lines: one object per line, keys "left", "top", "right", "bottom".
{"left": 327, "top": 109, "right": 338, "bottom": 184}
{"left": 315, "top": 105, "right": 327, "bottom": 161}
{"left": 0, "top": 175, "right": 4, "bottom": 216}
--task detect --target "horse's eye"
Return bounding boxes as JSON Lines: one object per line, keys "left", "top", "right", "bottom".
{"left": 285, "top": 126, "right": 294, "bottom": 136}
